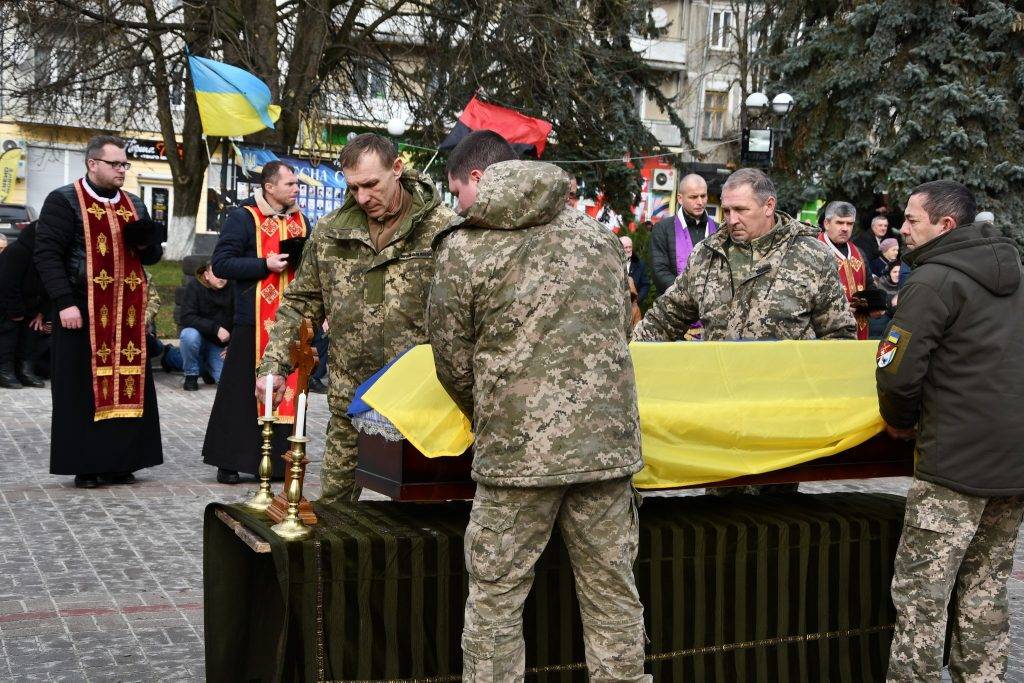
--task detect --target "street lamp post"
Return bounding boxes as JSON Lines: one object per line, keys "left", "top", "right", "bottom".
{"left": 743, "top": 90, "right": 795, "bottom": 167}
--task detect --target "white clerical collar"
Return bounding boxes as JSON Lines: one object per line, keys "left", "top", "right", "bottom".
{"left": 676, "top": 208, "right": 710, "bottom": 238}
{"left": 82, "top": 176, "right": 121, "bottom": 204}
{"left": 822, "top": 233, "right": 851, "bottom": 260}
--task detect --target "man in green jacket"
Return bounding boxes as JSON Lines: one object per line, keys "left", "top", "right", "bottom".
{"left": 632, "top": 167, "right": 856, "bottom": 342}
{"left": 429, "top": 131, "right": 649, "bottom": 682}
{"left": 878, "top": 180, "right": 1024, "bottom": 682}
{"left": 257, "top": 134, "right": 454, "bottom": 503}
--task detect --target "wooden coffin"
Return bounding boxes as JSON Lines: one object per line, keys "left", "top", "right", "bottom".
{"left": 355, "top": 432, "right": 915, "bottom": 502}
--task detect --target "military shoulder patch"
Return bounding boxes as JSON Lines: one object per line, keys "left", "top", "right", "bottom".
{"left": 877, "top": 326, "right": 911, "bottom": 371}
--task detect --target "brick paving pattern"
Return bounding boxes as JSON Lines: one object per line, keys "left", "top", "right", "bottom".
{"left": 0, "top": 373, "right": 1021, "bottom": 681}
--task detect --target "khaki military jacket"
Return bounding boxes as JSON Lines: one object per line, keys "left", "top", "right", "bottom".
{"left": 259, "top": 169, "right": 454, "bottom": 406}
{"left": 633, "top": 213, "right": 856, "bottom": 341}
{"left": 428, "top": 160, "right": 643, "bottom": 488}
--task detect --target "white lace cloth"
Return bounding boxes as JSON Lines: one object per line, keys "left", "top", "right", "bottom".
{"left": 351, "top": 409, "right": 404, "bottom": 442}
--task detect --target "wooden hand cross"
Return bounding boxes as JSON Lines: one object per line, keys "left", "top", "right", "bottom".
{"left": 289, "top": 319, "right": 317, "bottom": 398}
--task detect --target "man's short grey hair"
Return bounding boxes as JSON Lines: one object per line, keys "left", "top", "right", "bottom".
{"left": 85, "top": 135, "right": 127, "bottom": 161}
{"left": 870, "top": 215, "right": 888, "bottom": 228}
{"left": 823, "top": 201, "right": 857, "bottom": 221}
{"left": 722, "top": 168, "right": 776, "bottom": 205}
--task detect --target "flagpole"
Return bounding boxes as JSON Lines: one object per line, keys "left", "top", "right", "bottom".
{"left": 422, "top": 149, "right": 440, "bottom": 173}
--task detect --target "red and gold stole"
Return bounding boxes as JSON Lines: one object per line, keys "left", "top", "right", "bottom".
{"left": 74, "top": 179, "right": 148, "bottom": 420}
{"left": 248, "top": 205, "right": 308, "bottom": 422}
{"left": 818, "top": 233, "right": 869, "bottom": 340}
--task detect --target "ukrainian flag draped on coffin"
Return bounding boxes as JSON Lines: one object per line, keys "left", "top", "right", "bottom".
{"left": 187, "top": 55, "right": 281, "bottom": 137}
{"left": 360, "top": 341, "right": 886, "bottom": 489}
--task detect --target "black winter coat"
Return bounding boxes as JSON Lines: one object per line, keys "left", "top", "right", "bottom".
{"left": 210, "top": 197, "right": 308, "bottom": 326}
{"left": 210, "top": 198, "right": 264, "bottom": 327}
{"left": 877, "top": 222, "right": 1024, "bottom": 496}
{"left": 34, "top": 182, "right": 162, "bottom": 311}
{"left": 628, "top": 254, "right": 650, "bottom": 304}
{"left": 0, "top": 222, "right": 48, "bottom": 320}
{"left": 179, "top": 268, "right": 234, "bottom": 345}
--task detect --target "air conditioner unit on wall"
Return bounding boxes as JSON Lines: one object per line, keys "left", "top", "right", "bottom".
{"left": 651, "top": 168, "right": 676, "bottom": 192}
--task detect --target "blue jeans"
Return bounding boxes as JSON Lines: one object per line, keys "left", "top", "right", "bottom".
{"left": 171, "top": 328, "right": 224, "bottom": 382}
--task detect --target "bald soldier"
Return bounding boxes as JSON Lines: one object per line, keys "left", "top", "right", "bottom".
{"left": 650, "top": 173, "right": 719, "bottom": 295}
{"left": 257, "top": 134, "right": 454, "bottom": 503}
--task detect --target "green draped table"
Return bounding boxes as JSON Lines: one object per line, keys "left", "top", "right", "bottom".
{"left": 204, "top": 493, "right": 904, "bottom": 682}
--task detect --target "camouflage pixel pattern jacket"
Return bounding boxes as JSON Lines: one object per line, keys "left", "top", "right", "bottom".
{"left": 632, "top": 212, "right": 856, "bottom": 342}
{"left": 428, "top": 160, "right": 644, "bottom": 487}
{"left": 259, "top": 169, "right": 455, "bottom": 408}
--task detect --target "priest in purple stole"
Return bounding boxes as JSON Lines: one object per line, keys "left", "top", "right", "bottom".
{"left": 650, "top": 173, "right": 718, "bottom": 295}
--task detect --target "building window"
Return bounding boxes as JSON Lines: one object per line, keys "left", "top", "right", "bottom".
{"left": 702, "top": 90, "right": 728, "bottom": 139}
{"left": 710, "top": 10, "right": 733, "bottom": 49}
{"left": 352, "top": 60, "right": 389, "bottom": 100}
{"left": 34, "top": 46, "right": 54, "bottom": 86}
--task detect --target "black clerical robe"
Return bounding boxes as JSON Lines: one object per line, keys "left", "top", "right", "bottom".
{"left": 34, "top": 178, "right": 164, "bottom": 476}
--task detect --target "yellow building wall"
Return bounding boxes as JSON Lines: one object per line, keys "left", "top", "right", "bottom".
{"left": 0, "top": 121, "right": 29, "bottom": 205}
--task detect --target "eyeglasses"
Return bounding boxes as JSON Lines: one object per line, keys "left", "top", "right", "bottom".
{"left": 91, "top": 159, "right": 131, "bottom": 170}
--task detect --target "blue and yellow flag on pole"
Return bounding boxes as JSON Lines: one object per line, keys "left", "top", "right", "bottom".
{"left": 187, "top": 55, "right": 281, "bottom": 137}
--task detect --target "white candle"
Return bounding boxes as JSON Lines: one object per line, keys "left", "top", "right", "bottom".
{"left": 263, "top": 375, "right": 273, "bottom": 419}
{"left": 295, "top": 392, "right": 306, "bottom": 438}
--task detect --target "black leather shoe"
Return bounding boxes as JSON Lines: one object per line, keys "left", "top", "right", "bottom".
{"left": 308, "top": 378, "right": 327, "bottom": 394}
{"left": 74, "top": 475, "right": 100, "bottom": 489}
{"left": 201, "top": 371, "right": 216, "bottom": 385}
{"left": 183, "top": 375, "right": 199, "bottom": 391}
{"left": 102, "top": 472, "right": 136, "bottom": 485}
{"left": 0, "top": 363, "right": 22, "bottom": 389}
{"left": 16, "top": 361, "right": 45, "bottom": 388}
{"left": 217, "top": 468, "right": 240, "bottom": 485}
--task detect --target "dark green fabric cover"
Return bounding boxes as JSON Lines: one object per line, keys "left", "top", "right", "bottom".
{"left": 204, "top": 493, "right": 903, "bottom": 682}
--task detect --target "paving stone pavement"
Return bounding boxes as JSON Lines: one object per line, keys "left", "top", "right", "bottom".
{"left": 0, "top": 372, "right": 1022, "bottom": 681}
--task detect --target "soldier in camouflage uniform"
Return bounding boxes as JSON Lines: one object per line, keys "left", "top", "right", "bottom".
{"left": 429, "top": 132, "right": 650, "bottom": 682}
{"left": 632, "top": 167, "right": 856, "bottom": 343}
{"left": 633, "top": 168, "right": 855, "bottom": 496}
{"left": 257, "top": 134, "right": 454, "bottom": 503}
{"left": 877, "top": 181, "right": 1024, "bottom": 682}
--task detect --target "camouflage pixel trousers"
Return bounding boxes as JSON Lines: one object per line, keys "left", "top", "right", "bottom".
{"left": 887, "top": 477, "right": 1024, "bottom": 682}
{"left": 462, "top": 477, "right": 651, "bottom": 683}
{"left": 318, "top": 411, "right": 361, "bottom": 505}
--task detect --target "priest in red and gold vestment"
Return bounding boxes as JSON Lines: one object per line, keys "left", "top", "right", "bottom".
{"left": 818, "top": 201, "right": 875, "bottom": 340}
{"left": 203, "top": 161, "right": 307, "bottom": 484}
{"left": 35, "top": 136, "right": 164, "bottom": 488}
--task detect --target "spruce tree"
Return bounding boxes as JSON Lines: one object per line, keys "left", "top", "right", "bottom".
{"left": 769, "top": 1, "right": 1024, "bottom": 244}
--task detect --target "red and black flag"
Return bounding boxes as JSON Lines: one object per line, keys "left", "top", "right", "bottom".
{"left": 439, "top": 96, "right": 552, "bottom": 157}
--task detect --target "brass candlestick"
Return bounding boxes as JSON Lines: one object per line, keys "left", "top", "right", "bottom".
{"left": 243, "top": 416, "right": 277, "bottom": 511}
{"left": 271, "top": 436, "right": 312, "bottom": 540}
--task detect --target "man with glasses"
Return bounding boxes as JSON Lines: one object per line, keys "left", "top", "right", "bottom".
{"left": 35, "top": 135, "right": 164, "bottom": 488}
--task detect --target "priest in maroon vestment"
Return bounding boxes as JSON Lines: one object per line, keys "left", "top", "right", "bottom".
{"left": 818, "top": 201, "right": 878, "bottom": 340}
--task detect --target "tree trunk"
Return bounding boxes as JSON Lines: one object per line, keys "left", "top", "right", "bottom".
{"left": 166, "top": 173, "right": 204, "bottom": 259}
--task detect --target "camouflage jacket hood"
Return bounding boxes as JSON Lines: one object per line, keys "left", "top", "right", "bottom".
{"left": 427, "top": 160, "right": 643, "bottom": 487}
{"left": 633, "top": 211, "right": 857, "bottom": 342}
{"left": 457, "top": 160, "right": 569, "bottom": 232}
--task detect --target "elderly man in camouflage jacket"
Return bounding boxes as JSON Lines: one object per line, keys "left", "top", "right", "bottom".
{"left": 257, "top": 134, "right": 454, "bottom": 503}
{"left": 632, "top": 167, "right": 856, "bottom": 343}
{"left": 429, "top": 131, "right": 650, "bottom": 682}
